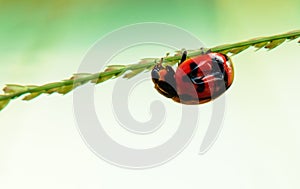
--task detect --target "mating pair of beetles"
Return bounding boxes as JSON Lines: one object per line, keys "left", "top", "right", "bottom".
{"left": 151, "top": 50, "right": 234, "bottom": 105}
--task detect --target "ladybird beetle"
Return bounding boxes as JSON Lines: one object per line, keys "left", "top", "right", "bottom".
{"left": 151, "top": 51, "right": 234, "bottom": 104}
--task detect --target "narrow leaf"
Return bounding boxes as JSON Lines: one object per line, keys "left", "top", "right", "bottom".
{"left": 45, "top": 87, "right": 59, "bottom": 94}
{"left": 0, "top": 98, "right": 10, "bottom": 111}
{"left": 229, "top": 45, "right": 250, "bottom": 55}
{"left": 71, "top": 73, "right": 92, "bottom": 80}
{"left": 23, "top": 92, "right": 41, "bottom": 101}
{"left": 45, "top": 85, "right": 75, "bottom": 94}
{"left": 112, "top": 69, "right": 127, "bottom": 78}
{"left": 91, "top": 74, "right": 115, "bottom": 84}
{"left": 253, "top": 41, "right": 269, "bottom": 50}
{"left": 287, "top": 35, "right": 300, "bottom": 40}
{"left": 217, "top": 49, "right": 231, "bottom": 54}
{"left": 56, "top": 85, "right": 74, "bottom": 94}
{"left": 123, "top": 68, "right": 145, "bottom": 79}
{"left": 105, "top": 65, "right": 126, "bottom": 72}
{"left": 264, "top": 39, "right": 286, "bottom": 50}
{"left": 140, "top": 58, "right": 157, "bottom": 64}
{"left": 3, "top": 84, "right": 27, "bottom": 94}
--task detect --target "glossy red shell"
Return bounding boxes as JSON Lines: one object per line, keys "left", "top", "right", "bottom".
{"left": 173, "top": 53, "right": 234, "bottom": 104}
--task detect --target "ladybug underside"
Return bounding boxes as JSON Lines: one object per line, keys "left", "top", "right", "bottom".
{"left": 151, "top": 51, "right": 233, "bottom": 105}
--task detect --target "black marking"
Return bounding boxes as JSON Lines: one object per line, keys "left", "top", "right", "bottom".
{"left": 191, "top": 76, "right": 204, "bottom": 84}
{"left": 155, "top": 85, "right": 174, "bottom": 98}
{"left": 211, "top": 55, "right": 228, "bottom": 87}
{"left": 223, "top": 54, "right": 229, "bottom": 61}
{"left": 196, "top": 83, "right": 205, "bottom": 93}
{"left": 189, "top": 62, "right": 198, "bottom": 70}
{"left": 157, "top": 81, "right": 178, "bottom": 98}
{"left": 191, "top": 76, "right": 205, "bottom": 92}
{"left": 185, "top": 62, "right": 199, "bottom": 80}
{"left": 224, "top": 72, "right": 228, "bottom": 87}
{"left": 189, "top": 62, "right": 198, "bottom": 72}
{"left": 179, "top": 51, "right": 187, "bottom": 65}
{"left": 182, "top": 62, "right": 203, "bottom": 83}
{"left": 152, "top": 64, "right": 178, "bottom": 99}
{"left": 212, "top": 57, "right": 225, "bottom": 74}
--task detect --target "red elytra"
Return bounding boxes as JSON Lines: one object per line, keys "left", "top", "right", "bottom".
{"left": 151, "top": 52, "right": 234, "bottom": 104}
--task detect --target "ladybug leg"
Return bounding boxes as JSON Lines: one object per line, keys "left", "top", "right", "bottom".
{"left": 200, "top": 47, "right": 211, "bottom": 55}
{"left": 178, "top": 50, "right": 187, "bottom": 66}
{"left": 151, "top": 63, "right": 178, "bottom": 99}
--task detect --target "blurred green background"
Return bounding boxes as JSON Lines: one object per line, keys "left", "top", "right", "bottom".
{"left": 1, "top": 0, "right": 300, "bottom": 189}
{"left": 1, "top": 0, "right": 299, "bottom": 65}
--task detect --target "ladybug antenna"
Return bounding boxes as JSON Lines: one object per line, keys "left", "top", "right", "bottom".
{"left": 179, "top": 50, "right": 187, "bottom": 66}
{"left": 160, "top": 57, "right": 164, "bottom": 64}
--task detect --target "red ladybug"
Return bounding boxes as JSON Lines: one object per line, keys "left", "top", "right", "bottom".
{"left": 151, "top": 51, "right": 234, "bottom": 104}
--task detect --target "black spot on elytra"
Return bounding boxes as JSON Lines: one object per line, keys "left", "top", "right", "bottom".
{"left": 196, "top": 83, "right": 205, "bottom": 92}
{"left": 224, "top": 72, "right": 228, "bottom": 86}
{"left": 182, "top": 62, "right": 200, "bottom": 83}
{"left": 212, "top": 57, "right": 225, "bottom": 74}
{"left": 189, "top": 62, "right": 198, "bottom": 70}
{"left": 191, "top": 77, "right": 204, "bottom": 84}
{"left": 191, "top": 76, "right": 205, "bottom": 92}
{"left": 211, "top": 56, "right": 229, "bottom": 88}
{"left": 189, "top": 62, "right": 199, "bottom": 77}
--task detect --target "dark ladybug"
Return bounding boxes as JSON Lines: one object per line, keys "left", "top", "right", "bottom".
{"left": 151, "top": 51, "right": 234, "bottom": 104}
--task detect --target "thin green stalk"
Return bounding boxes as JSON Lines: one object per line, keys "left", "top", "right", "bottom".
{"left": 0, "top": 30, "right": 299, "bottom": 111}
{"left": 210, "top": 30, "right": 300, "bottom": 53}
